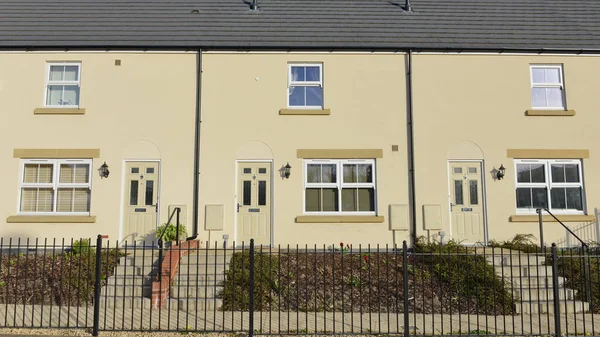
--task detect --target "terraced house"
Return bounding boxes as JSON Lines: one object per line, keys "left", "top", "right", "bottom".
{"left": 0, "top": 0, "right": 599, "bottom": 247}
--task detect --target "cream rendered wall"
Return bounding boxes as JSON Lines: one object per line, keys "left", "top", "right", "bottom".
{"left": 0, "top": 52, "right": 197, "bottom": 242}
{"left": 412, "top": 54, "right": 600, "bottom": 246}
{"left": 200, "top": 53, "right": 409, "bottom": 246}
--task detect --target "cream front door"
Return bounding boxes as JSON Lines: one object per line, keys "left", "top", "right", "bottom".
{"left": 237, "top": 162, "right": 271, "bottom": 246}
{"left": 122, "top": 161, "right": 160, "bottom": 245}
{"left": 449, "top": 161, "right": 485, "bottom": 243}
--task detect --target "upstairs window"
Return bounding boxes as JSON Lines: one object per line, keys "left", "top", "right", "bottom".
{"left": 530, "top": 65, "right": 565, "bottom": 109}
{"left": 19, "top": 159, "right": 92, "bottom": 214}
{"left": 288, "top": 64, "right": 323, "bottom": 109}
{"left": 46, "top": 63, "right": 81, "bottom": 107}
{"left": 515, "top": 159, "right": 584, "bottom": 213}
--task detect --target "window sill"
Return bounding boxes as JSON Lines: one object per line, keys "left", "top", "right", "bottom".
{"left": 6, "top": 215, "right": 96, "bottom": 223}
{"left": 296, "top": 215, "right": 385, "bottom": 223}
{"left": 509, "top": 214, "right": 594, "bottom": 222}
{"left": 34, "top": 108, "right": 86, "bottom": 115}
{"left": 525, "top": 109, "right": 575, "bottom": 116}
{"left": 279, "top": 109, "right": 330, "bottom": 115}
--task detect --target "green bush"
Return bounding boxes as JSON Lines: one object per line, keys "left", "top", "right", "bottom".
{"left": 155, "top": 223, "right": 187, "bottom": 243}
{"left": 71, "top": 238, "right": 92, "bottom": 255}
{"left": 488, "top": 233, "right": 543, "bottom": 253}
{"left": 554, "top": 248, "right": 600, "bottom": 313}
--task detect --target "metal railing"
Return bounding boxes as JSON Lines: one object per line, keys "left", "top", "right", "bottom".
{"left": 0, "top": 237, "right": 598, "bottom": 336}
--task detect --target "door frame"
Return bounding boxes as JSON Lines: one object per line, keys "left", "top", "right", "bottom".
{"left": 233, "top": 159, "right": 274, "bottom": 247}
{"left": 446, "top": 160, "right": 489, "bottom": 245}
{"left": 118, "top": 159, "right": 162, "bottom": 243}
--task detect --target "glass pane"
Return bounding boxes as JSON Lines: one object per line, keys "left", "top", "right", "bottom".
{"left": 566, "top": 187, "right": 583, "bottom": 211}
{"left": 129, "top": 181, "right": 138, "bottom": 205}
{"left": 259, "top": 168, "right": 267, "bottom": 174}
{"left": 546, "top": 87, "right": 563, "bottom": 107}
{"left": 321, "top": 164, "right": 336, "bottom": 183}
{"left": 322, "top": 188, "right": 338, "bottom": 211}
{"left": 453, "top": 167, "right": 462, "bottom": 174}
{"left": 516, "top": 188, "right": 532, "bottom": 209}
{"left": 307, "top": 164, "right": 321, "bottom": 183}
{"left": 289, "top": 86, "right": 305, "bottom": 106}
{"left": 531, "top": 87, "right": 546, "bottom": 107}
{"left": 358, "top": 188, "right": 375, "bottom": 211}
{"left": 305, "top": 189, "right": 320, "bottom": 211}
{"left": 551, "top": 187, "right": 566, "bottom": 209}
{"left": 258, "top": 181, "right": 266, "bottom": 206}
{"left": 517, "top": 163, "right": 545, "bottom": 183}
{"left": 552, "top": 164, "right": 580, "bottom": 183}
{"left": 342, "top": 188, "right": 356, "bottom": 212}
{"left": 20, "top": 188, "right": 54, "bottom": 212}
{"left": 73, "top": 188, "right": 90, "bottom": 212}
{"left": 61, "top": 86, "right": 79, "bottom": 106}
{"left": 306, "top": 86, "right": 323, "bottom": 107}
{"left": 23, "top": 164, "right": 53, "bottom": 183}
{"left": 357, "top": 164, "right": 373, "bottom": 183}
{"left": 551, "top": 164, "right": 566, "bottom": 183}
{"left": 131, "top": 167, "right": 139, "bottom": 174}
{"left": 49, "top": 65, "right": 64, "bottom": 81}
{"left": 146, "top": 167, "right": 155, "bottom": 174}
{"left": 516, "top": 187, "right": 548, "bottom": 209}
{"left": 243, "top": 181, "right": 251, "bottom": 206}
{"left": 344, "top": 165, "right": 357, "bottom": 183}
{"left": 57, "top": 188, "right": 74, "bottom": 212}
{"left": 454, "top": 180, "right": 463, "bottom": 205}
{"left": 291, "top": 66, "right": 305, "bottom": 81}
{"left": 145, "top": 180, "right": 154, "bottom": 206}
{"left": 545, "top": 68, "right": 561, "bottom": 83}
{"left": 531, "top": 68, "right": 545, "bottom": 83}
{"left": 60, "top": 164, "right": 89, "bottom": 183}
{"left": 565, "top": 164, "right": 579, "bottom": 182}
{"left": 532, "top": 188, "right": 548, "bottom": 208}
{"left": 469, "top": 180, "right": 478, "bottom": 205}
{"left": 305, "top": 66, "right": 320, "bottom": 81}
{"left": 64, "top": 66, "right": 79, "bottom": 81}
{"left": 468, "top": 167, "right": 477, "bottom": 174}
{"left": 243, "top": 168, "right": 251, "bottom": 174}
{"left": 46, "top": 85, "right": 63, "bottom": 105}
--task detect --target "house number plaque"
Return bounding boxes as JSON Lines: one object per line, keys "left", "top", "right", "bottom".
{"left": 135, "top": 208, "right": 147, "bottom": 212}
{"left": 461, "top": 208, "right": 473, "bottom": 212}
{"left": 249, "top": 208, "right": 260, "bottom": 212}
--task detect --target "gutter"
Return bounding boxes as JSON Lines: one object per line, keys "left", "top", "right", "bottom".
{"left": 406, "top": 50, "right": 417, "bottom": 247}
{"left": 187, "top": 49, "right": 202, "bottom": 241}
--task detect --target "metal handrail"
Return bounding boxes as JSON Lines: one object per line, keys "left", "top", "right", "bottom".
{"left": 157, "top": 207, "right": 182, "bottom": 249}
{"left": 537, "top": 208, "right": 588, "bottom": 248}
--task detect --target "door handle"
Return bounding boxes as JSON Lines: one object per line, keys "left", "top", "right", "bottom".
{"left": 237, "top": 203, "right": 241, "bottom": 212}
{"left": 450, "top": 202, "right": 454, "bottom": 212}
{"left": 154, "top": 202, "right": 159, "bottom": 212}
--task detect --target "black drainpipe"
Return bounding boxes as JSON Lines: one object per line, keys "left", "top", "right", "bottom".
{"left": 187, "top": 49, "right": 202, "bottom": 241}
{"left": 406, "top": 50, "right": 417, "bottom": 247}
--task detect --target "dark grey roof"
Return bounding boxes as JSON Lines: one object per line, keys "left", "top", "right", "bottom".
{"left": 1, "top": 0, "right": 600, "bottom": 51}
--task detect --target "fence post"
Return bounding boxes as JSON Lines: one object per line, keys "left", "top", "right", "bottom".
{"left": 249, "top": 239, "right": 255, "bottom": 337}
{"left": 538, "top": 209, "right": 545, "bottom": 253}
{"left": 595, "top": 207, "right": 599, "bottom": 243}
{"left": 402, "top": 241, "right": 409, "bottom": 337}
{"left": 551, "top": 243, "right": 561, "bottom": 337}
{"left": 92, "top": 235, "right": 103, "bottom": 336}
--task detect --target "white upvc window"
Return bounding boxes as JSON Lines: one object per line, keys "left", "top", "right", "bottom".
{"left": 304, "top": 159, "right": 376, "bottom": 214}
{"left": 530, "top": 65, "right": 565, "bottom": 109}
{"left": 19, "top": 159, "right": 92, "bottom": 215}
{"left": 514, "top": 159, "right": 584, "bottom": 214}
{"left": 288, "top": 64, "right": 323, "bottom": 109}
{"left": 45, "top": 63, "right": 81, "bottom": 107}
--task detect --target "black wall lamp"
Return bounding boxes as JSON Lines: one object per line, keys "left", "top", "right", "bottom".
{"left": 496, "top": 164, "right": 506, "bottom": 180}
{"left": 99, "top": 161, "right": 110, "bottom": 179}
{"left": 283, "top": 162, "right": 292, "bottom": 179}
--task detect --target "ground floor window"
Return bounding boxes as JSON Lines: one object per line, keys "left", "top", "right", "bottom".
{"left": 304, "top": 159, "right": 376, "bottom": 214}
{"left": 515, "top": 159, "right": 584, "bottom": 213}
{"left": 19, "top": 159, "right": 92, "bottom": 214}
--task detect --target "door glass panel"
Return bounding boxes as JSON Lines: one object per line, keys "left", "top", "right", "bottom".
{"left": 129, "top": 181, "right": 138, "bottom": 205}
{"left": 454, "top": 180, "right": 463, "bottom": 205}
{"left": 243, "top": 168, "right": 251, "bottom": 174}
{"left": 468, "top": 167, "right": 477, "bottom": 174}
{"left": 258, "top": 181, "right": 267, "bottom": 206}
{"left": 259, "top": 168, "right": 267, "bottom": 174}
{"left": 243, "top": 181, "right": 251, "bottom": 205}
{"left": 145, "top": 181, "right": 154, "bottom": 205}
{"left": 131, "top": 167, "right": 139, "bottom": 174}
{"left": 469, "top": 180, "right": 478, "bottom": 205}
{"left": 453, "top": 167, "right": 462, "bottom": 174}
{"left": 146, "top": 167, "right": 155, "bottom": 174}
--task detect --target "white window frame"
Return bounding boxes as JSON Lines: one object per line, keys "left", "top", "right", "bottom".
{"left": 44, "top": 62, "right": 81, "bottom": 108}
{"left": 530, "top": 64, "right": 565, "bottom": 110}
{"left": 303, "top": 159, "right": 376, "bottom": 215}
{"left": 18, "top": 159, "right": 92, "bottom": 215}
{"left": 287, "top": 63, "right": 323, "bottom": 109}
{"left": 514, "top": 159, "right": 585, "bottom": 215}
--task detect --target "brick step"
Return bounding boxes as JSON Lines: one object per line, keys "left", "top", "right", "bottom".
{"left": 167, "top": 298, "right": 223, "bottom": 311}
{"left": 106, "top": 275, "right": 153, "bottom": 286}
{"left": 170, "top": 286, "right": 221, "bottom": 298}
{"left": 513, "top": 288, "right": 576, "bottom": 301}
{"left": 98, "top": 296, "right": 152, "bottom": 309}
{"left": 101, "top": 284, "right": 151, "bottom": 297}
{"left": 514, "top": 300, "right": 589, "bottom": 314}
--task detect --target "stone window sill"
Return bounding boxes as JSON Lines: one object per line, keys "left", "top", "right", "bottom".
{"left": 525, "top": 109, "right": 575, "bottom": 116}
{"left": 296, "top": 216, "right": 385, "bottom": 223}
{"left": 279, "top": 109, "right": 330, "bottom": 115}
{"left": 509, "top": 214, "right": 594, "bottom": 222}
{"left": 6, "top": 215, "right": 96, "bottom": 223}
{"left": 34, "top": 108, "right": 86, "bottom": 115}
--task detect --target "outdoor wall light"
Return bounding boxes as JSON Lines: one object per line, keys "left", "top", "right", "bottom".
{"left": 496, "top": 164, "right": 506, "bottom": 180}
{"left": 99, "top": 162, "right": 110, "bottom": 179}
{"left": 283, "top": 162, "right": 292, "bottom": 179}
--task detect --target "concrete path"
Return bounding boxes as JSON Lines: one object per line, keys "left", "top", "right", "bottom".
{"left": 0, "top": 305, "right": 599, "bottom": 335}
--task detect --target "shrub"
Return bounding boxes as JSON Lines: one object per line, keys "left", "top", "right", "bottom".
{"left": 488, "top": 233, "right": 542, "bottom": 253}
{"left": 71, "top": 238, "right": 92, "bottom": 255}
{"left": 155, "top": 223, "right": 187, "bottom": 243}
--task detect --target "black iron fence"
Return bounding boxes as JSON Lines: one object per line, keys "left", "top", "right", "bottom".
{"left": 0, "top": 236, "right": 598, "bottom": 337}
